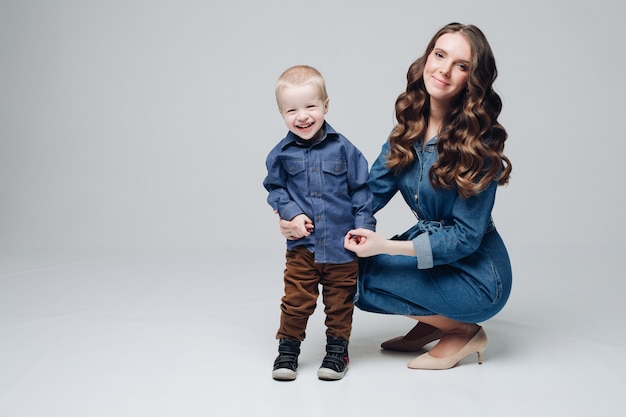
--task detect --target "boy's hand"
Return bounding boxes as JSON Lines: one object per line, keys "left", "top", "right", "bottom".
{"left": 279, "top": 214, "right": 314, "bottom": 240}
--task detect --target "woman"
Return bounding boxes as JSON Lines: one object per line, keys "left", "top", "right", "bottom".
{"left": 282, "top": 22, "right": 512, "bottom": 370}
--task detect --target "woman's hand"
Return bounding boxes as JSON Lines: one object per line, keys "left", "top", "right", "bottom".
{"left": 345, "top": 228, "right": 417, "bottom": 258}
{"left": 344, "top": 228, "right": 386, "bottom": 257}
{"left": 278, "top": 214, "right": 314, "bottom": 240}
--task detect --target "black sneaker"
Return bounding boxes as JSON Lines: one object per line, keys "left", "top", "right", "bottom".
{"left": 272, "top": 339, "right": 301, "bottom": 381}
{"left": 317, "top": 336, "right": 349, "bottom": 380}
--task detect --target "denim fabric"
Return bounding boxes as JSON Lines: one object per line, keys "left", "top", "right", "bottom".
{"left": 355, "top": 139, "right": 512, "bottom": 322}
{"left": 264, "top": 122, "right": 376, "bottom": 264}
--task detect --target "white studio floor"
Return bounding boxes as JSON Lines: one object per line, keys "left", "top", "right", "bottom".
{"left": 1, "top": 244, "right": 624, "bottom": 417}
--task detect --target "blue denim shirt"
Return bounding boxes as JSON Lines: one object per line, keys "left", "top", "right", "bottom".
{"left": 368, "top": 138, "right": 497, "bottom": 269}
{"left": 264, "top": 122, "right": 376, "bottom": 264}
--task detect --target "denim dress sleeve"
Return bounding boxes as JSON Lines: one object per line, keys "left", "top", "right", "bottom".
{"left": 412, "top": 179, "right": 498, "bottom": 269}
{"left": 345, "top": 143, "right": 376, "bottom": 231}
{"left": 367, "top": 142, "right": 400, "bottom": 214}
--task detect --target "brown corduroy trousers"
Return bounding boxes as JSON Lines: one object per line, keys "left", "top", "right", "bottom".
{"left": 276, "top": 246, "right": 358, "bottom": 342}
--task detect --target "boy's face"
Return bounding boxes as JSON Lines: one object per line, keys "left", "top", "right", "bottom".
{"left": 277, "top": 83, "right": 328, "bottom": 141}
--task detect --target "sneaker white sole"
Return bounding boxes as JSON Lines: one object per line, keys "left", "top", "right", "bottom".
{"left": 317, "top": 366, "right": 347, "bottom": 381}
{"left": 272, "top": 368, "right": 297, "bottom": 381}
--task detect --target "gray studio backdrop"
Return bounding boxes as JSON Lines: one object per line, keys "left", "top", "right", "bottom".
{"left": 1, "top": 0, "right": 624, "bottom": 258}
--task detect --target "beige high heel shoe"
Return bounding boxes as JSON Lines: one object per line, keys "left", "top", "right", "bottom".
{"left": 407, "top": 326, "right": 487, "bottom": 370}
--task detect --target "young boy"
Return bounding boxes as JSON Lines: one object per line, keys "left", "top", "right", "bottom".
{"left": 263, "top": 65, "right": 375, "bottom": 381}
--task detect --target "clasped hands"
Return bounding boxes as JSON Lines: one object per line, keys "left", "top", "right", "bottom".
{"left": 278, "top": 214, "right": 385, "bottom": 258}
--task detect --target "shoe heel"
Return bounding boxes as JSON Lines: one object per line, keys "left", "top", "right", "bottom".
{"left": 477, "top": 350, "right": 484, "bottom": 364}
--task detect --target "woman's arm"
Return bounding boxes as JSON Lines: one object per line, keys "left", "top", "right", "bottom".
{"left": 415, "top": 179, "right": 498, "bottom": 268}
{"left": 346, "top": 142, "right": 376, "bottom": 231}
{"left": 367, "top": 141, "right": 400, "bottom": 214}
{"left": 344, "top": 228, "right": 415, "bottom": 258}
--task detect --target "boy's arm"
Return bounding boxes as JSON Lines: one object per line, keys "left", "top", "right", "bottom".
{"left": 347, "top": 146, "right": 376, "bottom": 232}
{"left": 263, "top": 155, "right": 304, "bottom": 221}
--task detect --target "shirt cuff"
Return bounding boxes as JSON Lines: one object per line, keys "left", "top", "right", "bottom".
{"left": 280, "top": 202, "right": 304, "bottom": 222}
{"left": 413, "top": 233, "right": 433, "bottom": 269}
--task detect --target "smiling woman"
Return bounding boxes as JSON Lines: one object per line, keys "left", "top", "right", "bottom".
{"left": 346, "top": 22, "right": 512, "bottom": 369}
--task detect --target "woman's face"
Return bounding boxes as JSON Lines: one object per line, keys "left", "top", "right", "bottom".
{"left": 423, "top": 32, "right": 472, "bottom": 109}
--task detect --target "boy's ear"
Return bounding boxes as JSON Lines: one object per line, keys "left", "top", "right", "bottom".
{"left": 324, "top": 99, "right": 330, "bottom": 114}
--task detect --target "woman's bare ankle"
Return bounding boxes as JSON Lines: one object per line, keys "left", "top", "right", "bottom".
{"left": 428, "top": 324, "right": 480, "bottom": 358}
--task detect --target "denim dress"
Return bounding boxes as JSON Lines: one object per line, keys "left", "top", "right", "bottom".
{"left": 355, "top": 139, "right": 512, "bottom": 323}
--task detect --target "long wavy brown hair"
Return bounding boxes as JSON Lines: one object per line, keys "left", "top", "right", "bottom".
{"left": 387, "top": 23, "right": 511, "bottom": 198}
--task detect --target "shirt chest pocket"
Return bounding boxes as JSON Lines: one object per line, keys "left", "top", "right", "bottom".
{"left": 322, "top": 160, "right": 348, "bottom": 195}
{"left": 282, "top": 159, "right": 307, "bottom": 193}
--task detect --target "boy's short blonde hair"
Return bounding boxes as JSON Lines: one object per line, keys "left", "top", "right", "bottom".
{"left": 275, "top": 65, "right": 328, "bottom": 108}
